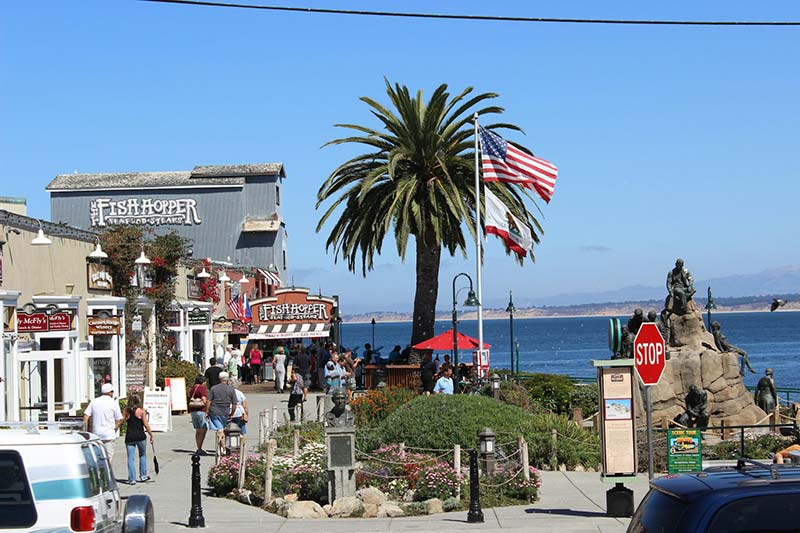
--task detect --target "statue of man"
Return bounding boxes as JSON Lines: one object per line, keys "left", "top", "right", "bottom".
{"left": 674, "top": 385, "right": 709, "bottom": 428}
{"left": 754, "top": 368, "right": 778, "bottom": 414}
{"left": 325, "top": 387, "right": 354, "bottom": 427}
{"left": 666, "top": 258, "right": 696, "bottom": 315}
{"left": 627, "top": 308, "right": 644, "bottom": 337}
{"left": 619, "top": 325, "right": 633, "bottom": 359}
{"left": 711, "top": 321, "right": 755, "bottom": 375}
{"left": 648, "top": 310, "right": 670, "bottom": 345}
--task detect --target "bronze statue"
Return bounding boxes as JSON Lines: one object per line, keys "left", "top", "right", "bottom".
{"left": 619, "top": 325, "right": 633, "bottom": 359}
{"left": 674, "top": 385, "right": 709, "bottom": 428}
{"left": 627, "top": 308, "right": 644, "bottom": 337}
{"left": 711, "top": 321, "right": 755, "bottom": 375}
{"left": 648, "top": 310, "right": 670, "bottom": 345}
{"left": 666, "top": 258, "right": 696, "bottom": 316}
{"left": 754, "top": 368, "right": 777, "bottom": 414}
{"left": 325, "top": 388, "right": 354, "bottom": 427}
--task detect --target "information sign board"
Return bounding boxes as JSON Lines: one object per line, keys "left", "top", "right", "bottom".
{"left": 598, "top": 364, "right": 637, "bottom": 476}
{"left": 667, "top": 428, "right": 703, "bottom": 474}
{"left": 143, "top": 388, "right": 172, "bottom": 432}
{"left": 164, "top": 377, "right": 187, "bottom": 412}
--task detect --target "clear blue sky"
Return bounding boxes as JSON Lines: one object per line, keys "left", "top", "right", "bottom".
{"left": 2, "top": 1, "right": 799, "bottom": 314}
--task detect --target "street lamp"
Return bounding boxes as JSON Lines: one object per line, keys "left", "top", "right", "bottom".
{"left": 505, "top": 291, "right": 516, "bottom": 375}
{"left": 452, "top": 272, "right": 480, "bottom": 371}
{"left": 705, "top": 287, "right": 716, "bottom": 332}
{"left": 371, "top": 317, "right": 376, "bottom": 349}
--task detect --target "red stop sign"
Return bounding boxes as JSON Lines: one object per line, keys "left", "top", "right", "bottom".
{"left": 633, "top": 323, "right": 666, "bottom": 386}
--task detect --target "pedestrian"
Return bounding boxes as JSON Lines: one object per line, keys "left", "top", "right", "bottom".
{"left": 227, "top": 349, "right": 239, "bottom": 385}
{"left": 325, "top": 353, "right": 343, "bottom": 393}
{"left": 223, "top": 344, "right": 233, "bottom": 367}
{"left": 273, "top": 346, "right": 287, "bottom": 392}
{"left": 249, "top": 343, "right": 263, "bottom": 384}
{"left": 388, "top": 345, "right": 402, "bottom": 364}
{"left": 434, "top": 366, "right": 455, "bottom": 395}
{"left": 363, "top": 343, "right": 374, "bottom": 365}
{"left": 294, "top": 347, "right": 311, "bottom": 400}
{"left": 232, "top": 344, "right": 243, "bottom": 381}
{"left": 231, "top": 384, "right": 249, "bottom": 435}
{"left": 288, "top": 368, "right": 305, "bottom": 421}
{"left": 204, "top": 357, "right": 223, "bottom": 388}
{"left": 207, "top": 372, "right": 237, "bottom": 452}
{"left": 83, "top": 382, "right": 123, "bottom": 462}
{"left": 420, "top": 353, "right": 436, "bottom": 395}
{"left": 188, "top": 376, "right": 209, "bottom": 455}
{"left": 317, "top": 342, "right": 330, "bottom": 390}
{"left": 342, "top": 350, "right": 359, "bottom": 400}
{"left": 121, "top": 394, "right": 154, "bottom": 484}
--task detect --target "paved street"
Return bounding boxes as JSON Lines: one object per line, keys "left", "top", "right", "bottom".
{"left": 112, "top": 385, "right": 649, "bottom": 532}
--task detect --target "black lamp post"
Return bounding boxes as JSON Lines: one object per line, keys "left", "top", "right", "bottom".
{"left": 452, "top": 273, "right": 480, "bottom": 373}
{"left": 705, "top": 287, "right": 716, "bottom": 332}
{"left": 505, "top": 291, "right": 516, "bottom": 375}
{"left": 371, "top": 317, "right": 376, "bottom": 349}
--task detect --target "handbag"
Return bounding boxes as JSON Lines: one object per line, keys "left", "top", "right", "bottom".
{"left": 189, "top": 386, "right": 205, "bottom": 409}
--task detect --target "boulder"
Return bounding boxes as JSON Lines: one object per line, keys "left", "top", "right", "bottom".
{"left": 322, "top": 504, "right": 332, "bottom": 516}
{"left": 356, "top": 487, "right": 387, "bottom": 506}
{"left": 377, "top": 502, "right": 405, "bottom": 518}
{"left": 284, "top": 493, "right": 298, "bottom": 503}
{"left": 330, "top": 496, "right": 365, "bottom": 518}
{"left": 362, "top": 503, "right": 379, "bottom": 518}
{"left": 424, "top": 498, "right": 443, "bottom": 515}
{"left": 287, "top": 501, "right": 328, "bottom": 519}
{"left": 268, "top": 498, "right": 290, "bottom": 518}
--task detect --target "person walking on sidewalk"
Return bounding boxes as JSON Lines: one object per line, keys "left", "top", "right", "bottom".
{"left": 231, "top": 384, "right": 249, "bottom": 435}
{"left": 83, "top": 382, "right": 123, "bottom": 463}
{"left": 207, "top": 372, "right": 237, "bottom": 454}
{"left": 273, "top": 346, "right": 287, "bottom": 392}
{"left": 121, "top": 394, "right": 154, "bottom": 484}
{"left": 288, "top": 368, "right": 305, "bottom": 422}
{"left": 188, "top": 376, "right": 209, "bottom": 454}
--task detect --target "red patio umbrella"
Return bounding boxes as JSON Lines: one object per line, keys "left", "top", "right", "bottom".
{"left": 413, "top": 329, "right": 491, "bottom": 351}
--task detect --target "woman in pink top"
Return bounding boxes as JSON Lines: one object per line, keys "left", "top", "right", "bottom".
{"left": 249, "top": 344, "right": 263, "bottom": 384}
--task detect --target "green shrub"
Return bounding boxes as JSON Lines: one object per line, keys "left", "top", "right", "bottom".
{"left": 156, "top": 357, "right": 201, "bottom": 396}
{"left": 413, "top": 462, "right": 462, "bottom": 501}
{"left": 705, "top": 433, "right": 794, "bottom": 460}
{"left": 496, "top": 382, "right": 530, "bottom": 410}
{"left": 266, "top": 421, "right": 325, "bottom": 451}
{"left": 371, "top": 395, "right": 600, "bottom": 469}
{"left": 569, "top": 384, "right": 599, "bottom": 417}
{"left": 519, "top": 374, "right": 575, "bottom": 414}
{"left": 351, "top": 387, "right": 417, "bottom": 428}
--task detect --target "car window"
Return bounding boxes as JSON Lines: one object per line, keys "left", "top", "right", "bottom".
{"left": 629, "top": 489, "right": 688, "bottom": 533}
{"left": 81, "top": 444, "right": 103, "bottom": 496}
{"left": 709, "top": 493, "right": 800, "bottom": 532}
{"left": 90, "top": 443, "right": 115, "bottom": 492}
{"left": 0, "top": 450, "right": 38, "bottom": 528}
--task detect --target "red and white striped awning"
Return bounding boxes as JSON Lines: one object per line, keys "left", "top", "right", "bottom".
{"left": 249, "top": 322, "right": 330, "bottom": 340}
{"left": 257, "top": 268, "right": 282, "bottom": 286}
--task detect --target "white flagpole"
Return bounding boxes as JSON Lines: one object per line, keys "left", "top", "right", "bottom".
{"left": 473, "top": 113, "right": 484, "bottom": 374}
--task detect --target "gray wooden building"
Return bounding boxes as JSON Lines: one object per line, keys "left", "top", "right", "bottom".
{"left": 47, "top": 163, "right": 287, "bottom": 280}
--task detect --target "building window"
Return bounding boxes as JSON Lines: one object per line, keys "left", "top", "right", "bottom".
{"left": 276, "top": 185, "right": 280, "bottom": 206}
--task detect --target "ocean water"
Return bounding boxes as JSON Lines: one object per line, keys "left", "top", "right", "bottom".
{"left": 340, "top": 311, "right": 800, "bottom": 388}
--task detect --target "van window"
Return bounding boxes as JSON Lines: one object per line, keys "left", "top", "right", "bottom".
{"left": 0, "top": 450, "right": 38, "bottom": 528}
{"left": 91, "top": 443, "right": 116, "bottom": 492}
{"left": 709, "top": 493, "right": 800, "bottom": 532}
{"left": 81, "top": 444, "right": 102, "bottom": 496}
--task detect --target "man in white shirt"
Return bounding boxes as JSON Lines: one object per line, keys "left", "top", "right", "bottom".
{"left": 223, "top": 344, "right": 233, "bottom": 367}
{"left": 83, "top": 383, "right": 123, "bottom": 461}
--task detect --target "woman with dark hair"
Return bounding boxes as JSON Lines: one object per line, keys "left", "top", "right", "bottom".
{"left": 188, "top": 375, "right": 209, "bottom": 454}
{"left": 122, "top": 394, "right": 154, "bottom": 484}
{"left": 420, "top": 352, "right": 436, "bottom": 395}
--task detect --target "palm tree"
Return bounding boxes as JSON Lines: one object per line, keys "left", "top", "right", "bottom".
{"left": 316, "top": 80, "right": 543, "bottom": 346}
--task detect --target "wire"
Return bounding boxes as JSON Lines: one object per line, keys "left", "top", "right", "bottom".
{"left": 141, "top": 0, "right": 800, "bottom": 26}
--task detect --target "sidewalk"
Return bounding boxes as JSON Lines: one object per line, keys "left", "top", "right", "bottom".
{"left": 113, "top": 385, "right": 649, "bottom": 532}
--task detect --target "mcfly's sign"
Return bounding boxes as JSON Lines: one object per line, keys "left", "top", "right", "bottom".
{"left": 90, "top": 197, "right": 202, "bottom": 227}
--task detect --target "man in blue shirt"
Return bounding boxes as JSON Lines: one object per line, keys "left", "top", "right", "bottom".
{"left": 434, "top": 366, "right": 454, "bottom": 395}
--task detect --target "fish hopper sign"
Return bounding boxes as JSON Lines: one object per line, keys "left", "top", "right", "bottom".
{"left": 249, "top": 288, "right": 337, "bottom": 340}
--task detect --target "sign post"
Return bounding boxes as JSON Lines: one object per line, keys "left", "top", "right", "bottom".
{"left": 633, "top": 323, "right": 666, "bottom": 480}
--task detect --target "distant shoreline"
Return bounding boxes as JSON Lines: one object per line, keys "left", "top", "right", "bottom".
{"left": 343, "top": 308, "right": 800, "bottom": 324}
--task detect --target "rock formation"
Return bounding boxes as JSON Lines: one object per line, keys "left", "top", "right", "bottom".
{"left": 641, "top": 301, "right": 766, "bottom": 426}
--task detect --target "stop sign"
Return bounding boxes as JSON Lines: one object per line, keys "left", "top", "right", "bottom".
{"left": 633, "top": 323, "right": 666, "bottom": 386}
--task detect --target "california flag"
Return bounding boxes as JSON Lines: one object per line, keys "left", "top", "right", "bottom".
{"left": 484, "top": 187, "right": 534, "bottom": 258}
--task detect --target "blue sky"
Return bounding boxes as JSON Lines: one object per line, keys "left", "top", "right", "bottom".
{"left": 2, "top": 1, "right": 799, "bottom": 313}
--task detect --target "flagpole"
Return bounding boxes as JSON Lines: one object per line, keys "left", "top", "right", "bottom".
{"left": 473, "top": 113, "right": 484, "bottom": 375}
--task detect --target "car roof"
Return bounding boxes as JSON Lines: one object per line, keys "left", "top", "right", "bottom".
{"left": 651, "top": 465, "right": 800, "bottom": 501}
{"left": 0, "top": 427, "right": 98, "bottom": 446}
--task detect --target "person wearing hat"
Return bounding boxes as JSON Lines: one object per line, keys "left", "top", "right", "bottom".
{"left": 83, "top": 382, "right": 123, "bottom": 463}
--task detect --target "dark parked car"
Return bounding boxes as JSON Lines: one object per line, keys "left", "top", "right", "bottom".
{"left": 629, "top": 460, "right": 800, "bottom": 532}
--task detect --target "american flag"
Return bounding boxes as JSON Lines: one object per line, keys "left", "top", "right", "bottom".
{"left": 479, "top": 126, "right": 558, "bottom": 203}
{"left": 227, "top": 295, "right": 241, "bottom": 319}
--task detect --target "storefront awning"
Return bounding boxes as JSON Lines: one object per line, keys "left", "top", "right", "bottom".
{"left": 257, "top": 268, "right": 282, "bottom": 287}
{"left": 249, "top": 322, "right": 330, "bottom": 340}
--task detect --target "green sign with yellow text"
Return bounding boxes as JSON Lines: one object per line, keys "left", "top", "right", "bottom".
{"left": 668, "top": 428, "right": 703, "bottom": 474}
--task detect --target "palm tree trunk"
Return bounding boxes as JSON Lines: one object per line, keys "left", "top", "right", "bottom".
{"left": 410, "top": 232, "right": 441, "bottom": 350}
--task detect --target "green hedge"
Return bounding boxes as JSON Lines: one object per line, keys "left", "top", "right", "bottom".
{"left": 156, "top": 357, "right": 200, "bottom": 397}
{"left": 363, "top": 394, "right": 599, "bottom": 469}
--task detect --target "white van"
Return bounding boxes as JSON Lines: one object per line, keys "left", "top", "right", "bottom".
{"left": 0, "top": 422, "right": 151, "bottom": 533}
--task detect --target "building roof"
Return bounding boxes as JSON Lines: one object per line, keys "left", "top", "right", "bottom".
{"left": 0, "top": 210, "right": 97, "bottom": 242}
{"left": 46, "top": 163, "right": 285, "bottom": 191}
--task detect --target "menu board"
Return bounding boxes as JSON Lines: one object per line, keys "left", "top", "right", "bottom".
{"left": 164, "top": 377, "right": 187, "bottom": 412}
{"left": 599, "top": 365, "right": 636, "bottom": 476}
{"left": 143, "top": 388, "right": 172, "bottom": 432}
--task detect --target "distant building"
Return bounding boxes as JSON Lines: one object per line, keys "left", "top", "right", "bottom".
{"left": 47, "top": 163, "right": 288, "bottom": 280}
